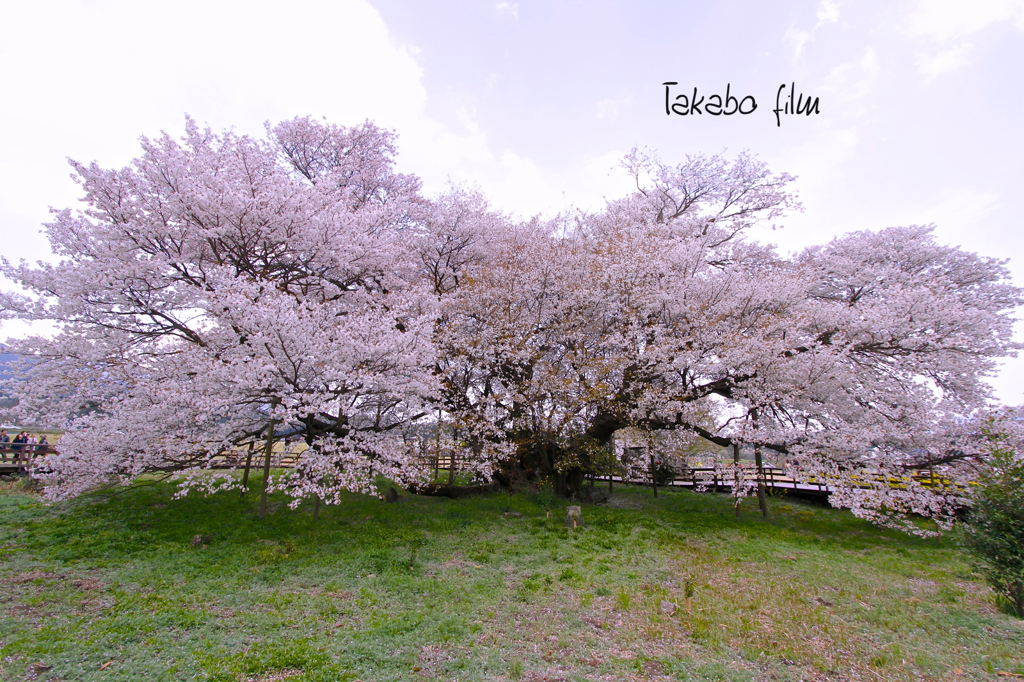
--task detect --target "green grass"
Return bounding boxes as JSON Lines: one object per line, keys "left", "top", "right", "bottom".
{"left": 0, "top": 478, "right": 1021, "bottom": 681}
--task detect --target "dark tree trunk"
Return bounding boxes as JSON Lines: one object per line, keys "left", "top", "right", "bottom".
{"left": 259, "top": 418, "right": 277, "bottom": 519}
{"left": 241, "top": 440, "right": 254, "bottom": 498}
{"left": 650, "top": 451, "right": 658, "bottom": 498}
{"left": 551, "top": 467, "right": 586, "bottom": 499}
{"left": 434, "top": 408, "right": 442, "bottom": 483}
{"left": 755, "top": 446, "right": 768, "bottom": 518}
{"left": 447, "top": 450, "right": 457, "bottom": 487}
{"left": 752, "top": 408, "right": 767, "bottom": 518}
{"left": 733, "top": 442, "right": 741, "bottom": 519}
{"left": 491, "top": 432, "right": 600, "bottom": 499}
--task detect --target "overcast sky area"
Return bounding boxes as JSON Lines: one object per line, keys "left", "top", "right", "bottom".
{"left": 1, "top": 0, "right": 1023, "bottom": 401}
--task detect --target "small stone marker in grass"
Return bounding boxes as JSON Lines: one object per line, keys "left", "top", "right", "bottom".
{"left": 385, "top": 487, "right": 400, "bottom": 503}
{"left": 566, "top": 505, "right": 583, "bottom": 528}
{"left": 190, "top": 534, "right": 212, "bottom": 548}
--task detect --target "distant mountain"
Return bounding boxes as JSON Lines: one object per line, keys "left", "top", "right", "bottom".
{"left": 0, "top": 352, "right": 16, "bottom": 380}
{"left": 0, "top": 345, "right": 18, "bottom": 408}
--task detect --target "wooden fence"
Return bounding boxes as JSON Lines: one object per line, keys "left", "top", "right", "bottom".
{"left": 1, "top": 446, "right": 950, "bottom": 498}
{"left": 0, "top": 444, "right": 56, "bottom": 474}
{"left": 667, "top": 466, "right": 832, "bottom": 495}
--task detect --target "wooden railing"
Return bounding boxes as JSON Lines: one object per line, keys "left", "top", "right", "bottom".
{"left": 666, "top": 466, "right": 954, "bottom": 495}
{"left": 0, "top": 444, "right": 56, "bottom": 473}
{"left": 209, "top": 441, "right": 305, "bottom": 470}
{"left": 1, "top": 445, "right": 955, "bottom": 496}
{"left": 667, "top": 466, "right": 831, "bottom": 494}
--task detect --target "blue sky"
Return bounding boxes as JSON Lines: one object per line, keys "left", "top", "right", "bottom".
{"left": 1, "top": 0, "right": 1022, "bottom": 400}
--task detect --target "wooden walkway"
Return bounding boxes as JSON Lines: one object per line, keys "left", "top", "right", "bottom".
{"left": 665, "top": 467, "right": 835, "bottom": 495}
{"left": 0, "top": 444, "right": 55, "bottom": 474}
{"left": 424, "top": 456, "right": 837, "bottom": 496}
{"left": 3, "top": 446, "right": 934, "bottom": 500}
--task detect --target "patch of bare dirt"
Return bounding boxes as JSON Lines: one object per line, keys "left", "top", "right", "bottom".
{"left": 243, "top": 669, "right": 302, "bottom": 682}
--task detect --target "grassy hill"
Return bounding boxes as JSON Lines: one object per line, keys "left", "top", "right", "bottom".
{"left": 0, "top": 479, "right": 1020, "bottom": 681}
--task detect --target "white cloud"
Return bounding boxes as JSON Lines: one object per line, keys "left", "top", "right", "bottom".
{"left": 443, "top": 148, "right": 632, "bottom": 221}
{"left": 0, "top": 0, "right": 522, "bottom": 344}
{"left": 597, "top": 97, "right": 629, "bottom": 120}
{"left": 784, "top": 27, "right": 813, "bottom": 60}
{"left": 784, "top": 0, "right": 840, "bottom": 60}
{"left": 816, "top": 0, "right": 840, "bottom": 25}
{"left": 913, "top": 188, "right": 1002, "bottom": 235}
{"left": 909, "top": 0, "right": 1024, "bottom": 41}
{"left": 821, "top": 48, "right": 881, "bottom": 102}
{"left": 754, "top": 127, "right": 862, "bottom": 254}
{"left": 908, "top": 0, "right": 1024, "bottom": 77}
{"left": 915, "top": 42, "right": 974, "bottom": 79}
{"left": 495, "top": 2, "right": 519, "bottom": 20}
{"left": 0, "top": 0, "right": 431, "bottom": 222}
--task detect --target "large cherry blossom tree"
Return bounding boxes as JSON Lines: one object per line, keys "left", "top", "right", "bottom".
{"left": 2, "top": 120, "right": 1020, "bottom": 534}
{"left": 1, "top": 117, "right": 438, "bottom": 503}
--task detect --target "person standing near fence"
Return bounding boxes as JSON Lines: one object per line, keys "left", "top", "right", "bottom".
{"left": 11, "top": 432, "right": 26, "bottom": 461}
{"left": 0, "top": 430, "right": 7, "bottom": 462}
